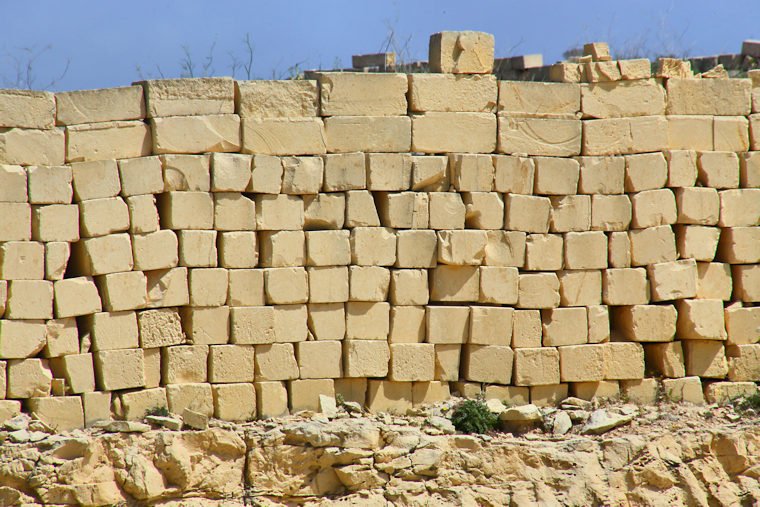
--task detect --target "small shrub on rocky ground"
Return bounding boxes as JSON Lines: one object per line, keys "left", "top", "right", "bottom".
{"left": 450, "top": 399, "right": 498, "bottom": 434}
{"left": 735, "top": 393, "right": 760, "bottom": 413}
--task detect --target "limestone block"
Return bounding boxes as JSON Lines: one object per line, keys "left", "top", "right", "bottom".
{"left": 126, "top": 194, "right": 159, "bottom": 234}
{"left": 80, "top": 391, "right": 111, "bottom": 426}
{"left": 411, "top": 74, "right": 497, "bottom": 112}
{"left": 513, "top": 347, "right": 560, "bottom": 386}
{"left": 588, "top": 305, "right": 610, "bottom": 344}
{"left": 141, "top": 77, "right": 234, "bottom": 117}
{"left": 244, "top": 155, "right": 281, "bottom": 195}
{"left": 161, "top": 154, "right": 212, "bottom": 192}
{"left": 585, "top": 61, "right": 621, "bottom": 82}
{"left": 450, "top": 153, "right": 493, "bottom": 192}
{"left": 0, "top": 89, "right": 55, "bottom": 128}
{"left": 505, "top": 194, "right": 551, "bottom": 233}
{"left": 53, "top": 277, "right": 101, "bottom": 318}
{"left": 725, "top": 305, "right": 760, "bottom": 346}
{"left": 499, "top": 81, "right": 579, "bottom": 117}
{"left": 719, "top": 189, "right": 760, "bottom": 228}
{"left": 295, "top": 341, "right": 342, "bottom": 379}
{"left": 324, "top": 116, "right": 410, "bottom": 153}
{"left": 70, "top": 159, "right": 121, "bottom": 201}
{"left": 289, "top": 379, "right": 335, "bottom": 412}
{"left": 581, "top": 79, "right": 665, "bottom": 119}
{"left": 698, "top": 151, "right": 740, "bottom": 189}
{"left": 389, "top": 305, "right": 425, "bottom": 343}
{"left": 281, "top": 156, "right": 324, "bottom": 195}
{"left": 166, "top": 383, "right": 213, "bottom": 417}
{"left": 733, "top": 264, "right": 760, "bottom": 302}
{"left": 577, "top": 156, "right": 624, "bottom": 195}
{"left": 151, "top": 114, "right": 240, "bottom": 154}
{"left": 558, "top": 269, "right": 602, "bottom": 306}
{"left": 673, "top": 187, "right": 720, "bottom": 226}
{"left": 629, "top": 225, "right": 677, "bottom": 266}
{"left": 6, "top": 359, "right": 51, "bottom": 399}
{"left": 582, "top": 116, "right": 667, "bottom": 156}
{"left": 217, "top": 231, "right": 257, "bottom": 269}
{"left": 667, "top": 115, "right": 713, "bottom": 151}
{"left": 542, "top": 307, "right": 587, "bottom": 346}
{"left": 426, "top": 306, "right": 470, "bottom": 344}
{"left": 93, "top": 349, "right": 144, "bottom": 391}
{"left": 230, "top": 306, "right": 274, "bottom": 344}
{"left": 273, "top": 304, "right": 308, "bottom": 343}
{"left": 695, "top": 262, "right": 732, "bottom": 301}
{"left": 25, "top": 166, "right": 71, "bottom": 206}
{"left": 462, "top": 192, "right": 504, "bottom": 230}
{"left": 207, "top": 344, "right": 254, "bottom": 383}
{"left": 741, "top": 152, "right": 760, "bottom": 187}
{"left": 718, "top": 227, "right": 760, "bottom": 264}
{"left": 137, "top": 308, "right": 184, "bottom": 348}
{"left": 411, "top": 112, "right": 496, "bottom": 154}
{"left": 549, "top": 62, "right": 583, "bottom": 83}
{"left": 430, "top": 266, "right": 479, "bottom": 302}
{"left": 83, "top": 311, "right": 138, "bottom": 351}
{"left": 345, "top": 302, "right": 389, "bottom": 340}
{"left": 524, "top": 233, "right": 563, "bottom": 271}
{"left": 131, "top": 230, "right": 178, "bottom": 272}
{"left": 56, "top": 85, "right": 145, "bottom": 125}
{"left": 304, "top": 230, "right": 349, "bottom": 267}
{"left": 705, "top": 382, "right": 758, "bottom": 405}
{"left": 304, "top": 192, "right": 345, "bottom": 230}
{"left": 437, "top": 230, "right": 488, "bottom": 266}
{"left": 253, "top": 342, "right": 299, "bottom": 381}
{"left": 497, "top": 116, "right": 581, "bottom": 157}
{"left": 66, "top": 121, "right": 151, "bottom": 163}
{"left": 435, "top": 344, "right": 461, "bottom": 381}
{"left": 255, "top": 194, "right": 304, "bottom": 231}
{"left": 630, "top": 189, "right": 677, "bottom": 229}
{"left": 469, "top": 306, "right": 512, "bottom": 346}
{"left": 517, "top": 273, "right": 559, "bottom": 309}
{"left": 726, "top": 344, "right": 760, "bottom": 381}
{"left": 591, "top": 194, "right": 632, "bottom": 232}
{"left": 0, "top": 164, "right": 26, "bottom": 203}
{"left": 571, "top": 380, "right": 620, "bottom": 401}
{"left": 0, "top": 400, "right": 20, "bottom": 422}
{"left": 211, "top": 193, "right": 255, "bottom": 232}
{"left": 624, "top": 153, "right": 668, "bottom": 192}
{"left": 96, "top": 271, "right": 147, "bottom": 312}
{"left": 602, "top": 268, "right": 649, "bottom": 305}
{"left": 618, "top": 58, "right": 651, "bottom": 80}
{"left": 493, "top": 155, "right": 534, "bottom": 194}
{"left": 396, "top": 230, "right": 437, "bottom": 268}
{"left": 675, "top": 225, "right": 720, "bottom": 261}
{"left": 78, "top": 197, "right": 129, "bottom": 238}
{"left": 664, "top": 150, "right": 698, "bottom": 187}
{"left": 49, "top": 353, "right": 95, "bottom": 394}
{"left": 0, "top": 241, "right": 44, "bottom": 280}
{"left": 565, "top": 231, "right": 607, "bottom": 269}
{"left": 533, "top": 157, "right": 580, "bottom": 195}
{"left": 343, "top": 340, "right": 390, "bottom": 377}
{"left": 602, "top": 342, "right": 644, "bottom": 380}
{"left": 345, "top": 190, "right": 380, "bottom": 228}
{"left": 682, "top": 340, "right": 728, "bottom": 378}
{"left": 308, "top": 266, "right": 349, "bottom": 303}
{"left": 614, "top": 305, "right": 677, "bottom": 342}
{"left": 322, "top": 152, "right": 365, "bottom": 191}
{"left": 479, "top": 266, "right": 519, "bottom": 304}
{"left": 115, "top": 388, "right": 166, "bottom": 420}
{"left": 557, "top": 344, "right": 604, "bottom": 382}
{"left": 44, "top": 242, "right": 69, "bottom": 282}
{"left": 550, "top": 195, "right": 591, "bottom": 233}
{"left": 714, "top": 116, "right": 749, "bottom": 152}
{"left": 413, "top": 381, "right": 452, "bottom": 406}
{"left": 0, "top": 320, "right": 46, "bottom": 359}
{"left": 377, "top": 191, "right": 429, "bottom": 229}
{"left": 255, "top": 381, "right": 289, "bottom": 418}
{"left": 245, "top": 118, "right": 325, "bottom": 158}
{"left": 412, "top": 155, "right": 448, "bottom": 191}
{"left": 645, "top": 342, "right": 686, "bottom": 377}
{"left": 41, "top": 318, "right": 78, "bottom": 358}
{"left": 145, "top": 267, "right": 189, "bottom": 308}
{"left": 317, "top": 72, "right": 407, "bottom": 116}
{"left": 366, "top": 380, "right": 412, "bottom": 414}
{"left": 115, "top": 157, "right": 163, "bottom": 198}
{"left": 227, "top": 269, "right": 264, "bottom": 307}
{"left": 429, "top": 31, "right": 494, "bottom": 74}
{"left": 350, "top": 227, "right": 396, "bottom": 266}
{"left": 212, "top": 383, "right": 256, "bottom": 421}
{"left": 26, "top": 396, "right": 84, "bottom": 432}
{"left": 666, "top": 78, "right": 751, "bottom": 115}
{"left": 5, "top": 280, "right": 53, "bottom": 319}
{"left": 265, "top": 267, "right": 308, "bottom": 305}
{"left": 349, "top": 266, "right": 390, "bottom": 302}
{"left": 462, "top": 345, "right": 513, "bottom": 384}
{"left": 428, "top": 192, "right": 465, "bottom": 230}
{"left": 676, "top": 299, "right": 726, "bottom": 340}
{"left": 0, "top": 127, "right": 65, "bottom": 166}
{"left": 235, "top": 79, "right": 318, "bottom": 118}
{"left": 158, "top": 192, "right": 214, "bottom": 230}
{"left": 180, "top": 306, "right": 229, "bottom": 345}
{"left": 647, "top": 259, "right": 698, "bottom": 302}
{"left": 389, "top": 343, "right": 435, "bottom": 381}
{"left": 259, "top": 230, "right": 305, "bottom": 269}
{"left": 661, "top": 376, "right": 704, "bottom": 404}
{"left": 0, "top": 281, "right": 5, "bottom": 317}
{"left": 188, "top": 268, "right": 228, "bottom": 307}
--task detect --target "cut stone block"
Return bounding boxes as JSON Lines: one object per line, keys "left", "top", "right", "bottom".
{"left": 412, "top": 112, "right": 496, "bottom": 154}
{"left": 0, "top": 241, "right": 44, "bottom": 280}
{"left": 676, "top": 299, "right": 727, "bottom": 340}
{"left": 159, "top": 192, "right": 214, "bottom": 230}
{"left": 450, "top": 153, "right": 493, "bottom": 192}
{"left": 389, "top": 343, "right": 435, "bottom": 381}
{"left": 498, "top": 116, "right": 581, "bottom": 157}
{"left": 647, "top": 259, "right": 698, "bottom": 302}
{"left": 296, "top": 341, "right": 342, "bottom": 379}
{"left": 208, "top": 344, "right": 254, "bottom": 383}
{"left": 254, "top": 343, "right": 299, "bottom": 381}
{"left": 66, "top": 121, "right": 151, "bottom": 162}
{"left": 289, "top": 379, "right": 335, "bottom": 412}
{"left": 429, "top": 31, "right": 494, "bottom": 74}
{"left": 323, "top": 116, "right": 411, "bottom": 153}
{"left": 235, "top": 79, "right": 318, "bottom": 118}
{"left": 0, "top": 89, "right": 55, "bottom": 128}
{"left": 345, "top": 302, "right": 389, "bottom": 340}
{"left": 614, "top": 305, "right": 677, "bottom": 342}
{"left": 662, "top": 376, "right": 705, "bottom": 404}
{"left": 308, "top": 266, "right": 349, "bottom": 304}
{"left": 469, "top": 306, "right": 512, "bottom": 346}
{"left": 410, "top": 74, "right": 497, "bottom": 112}
{"left": 631, "top": 189, "right": 677, "bottom": 229}
{"left": 93, "top": 349, "right": 145, "bottom": 391}
{"left": 428, "top": 192, "right": 466, "bottom": 230}
{"left": 559, "top": 344, "right": 605, "bottom": 382}
{"left": 524, "top": 233, "right": 563, "bottom": 271}
{"left": 273, "top": 304, "right": 308, "bottom": 343}
{"left": 629, "top": 225, "right": 677, "bottom": 266}
{"left": 141, "top": 77, "right": 234, "bottom": 117}
{"left": 493, "top": 155, "right": 535, "bottom": 194}
{"left": 581, "top": 79, "right": 665, "bottom": 118}
{"left": 137, "top": 308, "right": 185, "bottom": 348}
{"left": 513, "top": 347, "right": 560, "bottom": 386}
{"left": 57, "top": 85, "right": 145, "bottom": 125}
{"left": 602, "top": 268, "right": 649, "bottom": 306}
{"left": 27, "top": 396, "right": 84, "bottom": 431}
{"left": 726, "top": 344, "right": 760, "bottom": 381}
{"left": 557, "top": 270, "right": 602, "bottom": 307}
{"left": 188, "top": 268, "right": 228, "bottom": 307}
{"left": 349, "top": 266, "right": 390, "bottom": 302}
{"left": 426, "top": 306, "right": 470, "bottom": 344}
{"left": 666, "top": 78, "right": 751, "bottom": 116}
{"left": 230, "top": 306, "right": 275, "bottom": 344}
{"left": 5, "top": 280, "right": 53, "bottom": 319}
{"left": 96, "top": 270, "right": 147, "bottom": 312}
{"left": 343, "top": 340, "right": 390, "bottom": 377}
{"left": 517, "top": 273, "right": 559, "bottom": 309}
{"left": 582, "top": 116, "right": 667, "bottom": 156}
{"left": 366, "top": 380, "right": 412, "bottom": 414}
{"left": 542, "top": 307, "right": 587, "bottom": 346}
{"left": 682, "top": 340, "right": 728, "bottom": 378}
{"left": 317, "top": 72, "right": 408, "bottom": 116}
{"left": 505, "top": 194, "right": 551, "bottom": 233}
{"left": 430, "top": 266, "right": 479, "bottom": 302}
{"left": 499, "top": 81, "right": 579, "bottom": 117}
{"left": 0, "top": 127, "right": 65, "bottom": 166}
{"left": 591, "top": 194, "right": 631, "bottom": 232}
{"left": 212, "top": 383, "right": 256, "bottom": 421}
{"left": 462, "top": 344, "right": 513, "bottom": 384}
{"left": 604, "top": 342, "right": 645, "bottom": 380}
{"left": 389, "top": 305, "right": 425, "bottom": 344}
{"left": 151, "top": 114, "right": 240, "bottom": 154}
{"left": 53, "top": 277, "right": 102, "bottom": 318}
{"left": 550, "top": 195, "right": 591, "bottom": 233}
{"left": 479, "top": 266, "right": 519, "bottom": 304}
{"left": 396, "top": 230, "right": 437, "bottom": 268}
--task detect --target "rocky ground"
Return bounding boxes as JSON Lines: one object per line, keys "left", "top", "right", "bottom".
{"left": 0, "top": 396, "right": 759, "bottom": 506}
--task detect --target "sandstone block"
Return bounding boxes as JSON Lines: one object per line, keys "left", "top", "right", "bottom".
{"left": 718, "top": 227, "right": 760, "bottom": 264}
{"left": 733, "top": 264, "right": 760, "bottom": 302}
{"left": 343, "top": 340, "right": 390, "bottom": 377}
{"left": 208, "top": 344, "right": 254, "bottom": 383}
{"left": 667, "top": 115, "right": 713, "bottom": 151}
{"left": 137, "top": 308, "right": 184, "bottom": 348}
{"left": 322, "top": 152, "right": 365, "bottom": 191}
{"left": 5, "top": 280, "right": 53, "bottom": 319}
{"left": 66, "top": 121, "right": 151, "bottom": 162}
{"left": 161, "top": 153, "right": 211, "bottom": 191}
{"left": 676, "top": 299, "right": 726, "bottom": 341}
{"left": 602, "top": 268, "right": 649, "bottom": 305}
{"left": 255, "top": 381, "right": 289, "bottom": 418}
{"left": 469, "top": 306, "right": 513, "bottom": 346}
{"left": 741, "top": 152, "right": 760, "bottom": 187}
{"left": 167, "top": 383, "right": 213, "bottom": 417}
{"left": 6, "top": 358, "right": 52, "bottom": 398}
{"left": 533, "top": 157, "right": 580, "bottom": 195}
{"left": 27, "top": 165, "right": 73, "bottom": 204}
{"left": 565, "top": 231, "right": 607, "bottom": 269}
{"left": 629, "top": 225, "right": 676, "bottom": 266}
{"left": 647, "top": 259, "right": 697, "bottom": 301}
{"left": 603, "top": 342, "right": 645, "bottom": 380}
{"left": 244, "top": 117, "right": 328, "bottom": 156}
{"left": 161, "top": 344, "right": 209, "bottom": 384}
{"left": 719, "top": 189, "right": 760, "bottom": 227}
{"left": 412, "top": 155, "right": 448, "bottom": 191}
{"left": 226, "top": 269, "right": 264, "bottom": 307}
{"left": 389, "top": 343, "right": 435, "bottom": 381}
{"left": 317, "top": 72, "right": 407, "bottom": 116}
{"left": 463, "top": 192, "right": 504, "bottom": 229}
{"left": 0, "top": 127, "right": 65, "bottom": 166}
{"left": 558, "top": 270, "right": 602, "bottom": 306}
{"left": 497, "top": 116, "right": 581, "bottom": 157}
{"left": 513, "top": 347, "right": 560, "bottom": 386}
{"left": 517, "top": 273, "right": 559, "bottom": 309}
{"left": 235, "top": 79, "right": 318, "bottom": 118}
{"left": 582, "top": 116, "right": 667, "bottom": 156}
{"left": 428, "top": 192, "right": 465, "bottom": 230}
{"left": 78, "top": 197, "right": 130, "bottom": 238}
{"left": 230, "top": 306, "right": 274, "bottom": 344}
{"left": 255, "top": 194, "right": 304, "bottom": 231}
{"left": 289, "top": 379, "right": 335, "bottom": 412}
{"left": 430, "top": 266, "right": 479, "bottom": 302}
{"left": 412, "top": 112, "right": 496, "bottom": 154}
{"left": 96, "top": 271, "right": 147, "bottom": 312}
{"left": 571, "top": 380, "right": 620, "bottom": 401}
{"left": 698, "top": 151, "right": 740, "bottom": 189}
{"left": 713, "top": 116, "right": 749, "bottom": 152}
{"left": 618, "top": 59, "right": 651, "bottom": 80}
{"left": 389, "top": 305, "right": 425, "bottom": 344}
{"left": 273, "top": 304, "right": 308, "bottom": 343}
{"left": 304, "top": 192, "right": 345, "bottom": 229}
{"left": 44, "top": 242, "right": 70, "bottom": 282}
{"left": 144, "top": 267, "right": 188, "bottom": 308}
{"left": 614, "top": 305, "right": 677, "bottom": 342}
{"left": 410, "top": 74, "right": 497, "bottom": 112}
{"left": 429, "top": 31, "right": 494, "bottom": 74}
{"left": 151, "top": 114, "right": 240, "bottom": 154}
{"left": 343, "top": 190, "right": 379, "bottom": 228}
{"left": 645, "top": 341, "right": 686, "bottom": 378}
{"left": 577, "top": 156, "right": 625, "bottom": 195}
{"left": 41, "top": 318, "right": 79, "bottom": 358}
{"left": 662, "top": 376, "right": 705, "bottom": 404}
{"left": 93, "top": 349, "right": 144, "bottom": 391}
{"left": 437, "top": 230, "right": 487, "bottom": 266}
{"left": 695, "top": 262, "right": 732, "bottom": 301}
{"left": 705, "top": 382, "right": 758, "bottom": 405}
{"left": 625, "top": 152, "right": 668, "bottom": 192}
{"left": 376, "top": 191, "right": 426, "bottom": 231}
{"left": 630, "top": 189, "right": 677, "bottom": 229}
{"left": 117, "top": 156, "right": 163, "bottom": 197}
{"left": 585, "top": 61, "right": 621, "bottom": 82}
{"left": 258, "top": 231, "right": 304, "bottom": 268}
{"left": 324, "top": 116, "right": 411, "bottom": 153}
{"left": 116, "top": 387, "right": 166, "bottom": 420}
{"left": 217, "top": 231, "right": 257, "bottom": 269}
{"left": 212, "top": 383, "right": 256, "bottom": 421}
{"left": 366, "top": 380, "right": 412, "bottom": 414}
{"left": 413, "top": 381, "right": 452, "bottom": 406}
{"left": 0, "top": 89, "right": 55, "bottom": 128}
{"left": 462, "top": 345, "right": 513, "bottom": 384}
{"left": 0, "top": 241, "right": 44, "bottom": 280}
{"left": 505, "top": 194, "right": 551, "bottom": 233}
{"left": 450, "top": 153, "right": 493, "bottom": 191}
{"left": 387, "top": 269, "right": 427, "bottom": 306}
{"left": 0, "top": 164, "right": 26, "bottom": 202}
{"left": 542, "top": 307, "right": 587, "bottom": 346}
{"left": 345, "top": 302, "right": 389, "bottom": 340}
{"left": 212, "top": 192, "right": 255, "bottom": 231}
{"left": 666, "top": 78, "right": 751, "bottom": 116}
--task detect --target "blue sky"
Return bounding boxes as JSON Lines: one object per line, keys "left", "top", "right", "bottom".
{"left": 1, "top": 0, "right": 759, "bottom": 91}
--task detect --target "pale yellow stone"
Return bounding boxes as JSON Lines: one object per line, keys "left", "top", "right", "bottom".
{"left": 235, "top": 80, "right": 318, "bottom": 118}
{"left": 497, "top": 116, "right": 581, "bottom": 157}
{"left": 318, "top": 72, "right": 407, "bottom": 116}
{"left": 499, "top": 81, "right": 580, "bottom": 117}
{"left": 517, "top": 272, "right": 559, "bottom": 309}
{"left": 410, "top": 74, "right": 497, "bottom": 112}
{"left": 412, "top": 112, "right": 496, "bottom": 154}
{"left": 0, "top": 128, "right": 65, "bottom": 166}
{"left": 581, "top": 79, "right": 665, "bottom": 118}
{"left": 462, "top": 344, "right": 513, "bottom": 384}
{"left": 429, "top": 31, "right": 494, "bottom": 74}
{"left": 513, "top": 347, "right": 560, "bottom": 386}
{"left": 666, "top": 78, "right": 751, "bottom": 116}
{"left": 582, "top": 116, "right": 667, "bottom": 156}
{"left": 0, "top": 89, "right": 55, "bottom": 129}
{"left": 66, "top": 121, "right": 150, "bottom": 163}
{"left": 324, "top": 115, "right": 411, "bottom": 153}
{"left": 614, "top": 304, "right": 677, "bottom": 342}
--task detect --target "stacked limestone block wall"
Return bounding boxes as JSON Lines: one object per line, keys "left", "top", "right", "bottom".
{"left": 0, "top": 31, "right": 758, "bottom": 431}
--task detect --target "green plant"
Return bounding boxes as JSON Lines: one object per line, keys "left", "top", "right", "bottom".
{"left": 146, "top": 405, "right": 169, "bottom": 417}
{"left": 735, "top": 393, "right": 760, "bottom": 412}
{"left": 335, "top": 393, "right": 346, "bottom": 407}
{"left": 450, "top": 399, "right": 498, "bottom": 435}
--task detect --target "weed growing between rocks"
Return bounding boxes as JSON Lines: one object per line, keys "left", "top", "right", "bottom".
{"left": 450, "top": 398, "right": 498, "bottom": 434}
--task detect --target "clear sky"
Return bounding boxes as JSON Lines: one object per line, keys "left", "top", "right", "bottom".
{"left": 1, "top": 0, "right": 759, "bottom": 91}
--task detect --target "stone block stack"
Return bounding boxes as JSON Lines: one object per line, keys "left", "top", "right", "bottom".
{"left": 0, "top": 31, "right": 757, "bottom": 430}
